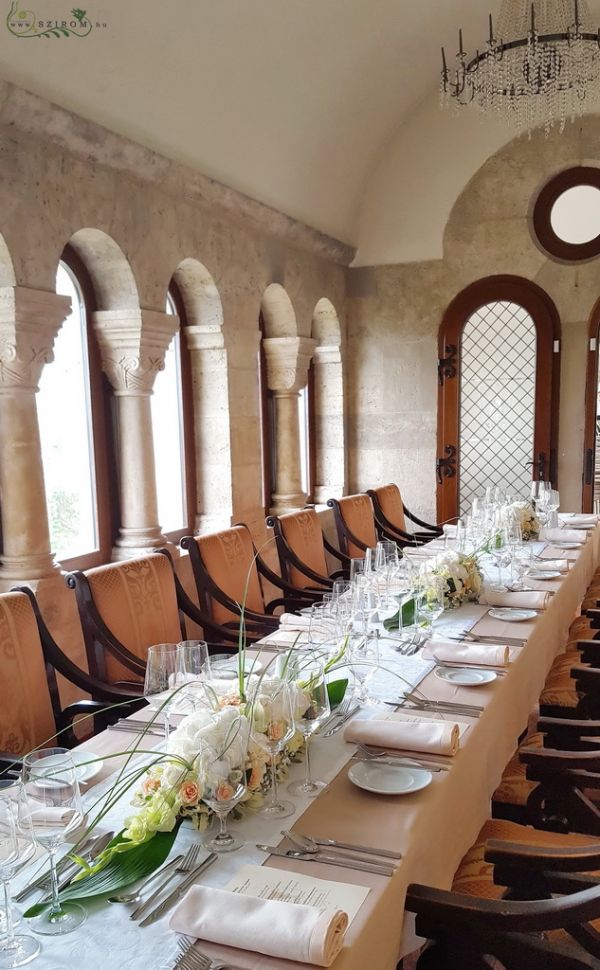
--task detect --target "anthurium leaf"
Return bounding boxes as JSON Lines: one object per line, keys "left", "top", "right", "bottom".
{"left": 327, "top": 678, "right": 348, "bottom": 707}
{"left": 23, "top": 827, "right": 179, "bottom": 917}
{"left": 383, "top": 598, "right": 415, "bottom": 631}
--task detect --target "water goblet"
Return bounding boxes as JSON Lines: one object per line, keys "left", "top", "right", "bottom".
{"left": 21, "top": 749, "right": 86, "bottom": 936}
{"left": 0, "top": 780, "right": 39, "bottom": 967}
{"left": 489, "top": 525, "right": 511, "bottom": 592}
{"left": 200, "top": 710, "right": 249, "bottom": 853}
{"left": 349, "top": 631, "right": 380, "bottom": 705}
{"left": 174, "top": 639, "right": 209, "bottom": 712}
{"left": 287, "top": 658, "right": 330, "bottom": 797}
{"left": 415, "top": 575, "right": 445, "bottom": 640}
{"left": 144, "top": 643, "right": 179, "bottom": 740}
{"left": 249, "top": 681, "right": 296, "bottom": 819}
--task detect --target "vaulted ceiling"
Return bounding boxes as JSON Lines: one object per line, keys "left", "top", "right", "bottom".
{"left": 1, "top": 0, "right": 599, "bottom": 254}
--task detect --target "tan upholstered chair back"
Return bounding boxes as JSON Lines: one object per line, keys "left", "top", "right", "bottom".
{"left": 373, "top": 483, "right": 407, "bottom": 533}
{"left": 84, "top": 554, "right": 182, "bottom": 683}
{"left": 0, "top": 592, "right": 56, "bottom": 756}
{"left": 338, "top": 494, "right": 378, "bottom": 558}
{"left": 195, "top": 526, "right": 265, "bottom": 626}
{"left": 279, "top": 509, "right": 328, "bottom": 589}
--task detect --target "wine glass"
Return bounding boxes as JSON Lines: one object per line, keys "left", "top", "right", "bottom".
{"left": 547, "top": 489, "right": 560, "bottom": 528}
{"left": 0, "top": 780, "right": 39, "bottom": 967}
{"left": 489, "top": 523, "right": 511, "bottom": 592}
{"left": 175, "top": 640, "right": 210, "bottom": 713}
{"left": 144, "top": 643, "right": 179, "bottom": 739}
{"left": 349, "top": 630, "right": 380, "bottom": 704}
{"left": 21, "top": 749, "right": 85, "bottom": 936}
{"left": 415, "top": 575, "right": 445, "bottom": 638}
{"left": 200, "top": 710, "right": 249, "bottom": 853}
{"left": 249, "top": 681, "right": 296, "bottom": 819}
{"left": 287, "top": 659, "right": 330, "bottom": 797}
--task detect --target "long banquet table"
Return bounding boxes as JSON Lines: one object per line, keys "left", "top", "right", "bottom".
{"left": 17, "top": 523, "right": 600, "bottom": 970}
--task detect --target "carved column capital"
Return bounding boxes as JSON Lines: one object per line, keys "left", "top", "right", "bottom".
{"left": 92, "top": 308, "right": 179, "bottom": 396}
{"left": 262, "top": 336, "right": 316, "bottom": 394}
{"left": 0, "top": 286, "right": 71, "bottom": 392}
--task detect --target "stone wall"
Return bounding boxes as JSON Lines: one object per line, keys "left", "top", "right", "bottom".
{"left": 347, "top": 116, "right": 600, "bottom": 522}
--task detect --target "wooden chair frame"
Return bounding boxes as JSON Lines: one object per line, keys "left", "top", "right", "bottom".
{"left": 406, "top": 837, "right": 600, "bottom": 969}
{"left": 266, "top": 513, "right": 350, "bottom": 593}
{"left": 366, "top": 488, "right": 442, "bottom": 547}
{"left": 180, "top": 528, "right": 315, "bottom": 639}
{"left": 326, "top": 497, "right": 378, "bottom": 558}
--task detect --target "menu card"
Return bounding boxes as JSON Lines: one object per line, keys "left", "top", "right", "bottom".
{"left": 224, "top": 864, "right": 370, "bottom": 922}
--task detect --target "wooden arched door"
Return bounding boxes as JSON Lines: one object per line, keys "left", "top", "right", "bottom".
{"left": 437, "top": 275, "right": 561, "bottom": 523}
{"left": 582, "top": 298, "right": 600, "bottom": 512}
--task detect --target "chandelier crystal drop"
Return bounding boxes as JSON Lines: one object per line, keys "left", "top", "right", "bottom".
{"left": 441, "top": 0, "right": 600, "bottom": 133}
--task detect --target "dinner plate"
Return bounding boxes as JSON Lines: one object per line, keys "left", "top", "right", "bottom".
{"left": 348, "top": 761, "right": 432, "bottom": 795}
{"left": 434, "top": 666, "right": 496, "bottom": 686}
{"left": 488, "top": 607, "right": 538, "bottom": 622}
{"left": 34, "top": 750, "right": 104, "bottom": 786}
{"left": 525, "top": 570, "right": 561, "bottom": 581}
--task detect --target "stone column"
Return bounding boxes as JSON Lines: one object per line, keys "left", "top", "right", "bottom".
{"left": 184, "top": 322, "right": 233, "bottom": 533}
{"left": 262, "top": 336, "right": 316, "bottom": 514}
{"left": 312, "top": 342, "right": 345, "bottom": 503}
{"left": 92, "top": 308, "right": 179, "bottom": 560}
{"left": 0, "top": 286, "right": 71, "bottom": 587}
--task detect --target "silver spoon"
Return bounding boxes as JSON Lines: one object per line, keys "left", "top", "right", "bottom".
{"left": 107, "top": 852, "right": 183, "bottom": 904}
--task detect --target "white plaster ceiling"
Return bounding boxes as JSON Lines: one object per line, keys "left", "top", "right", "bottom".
{"left": 0, "top": 0, "right": 515, "bottom": 244}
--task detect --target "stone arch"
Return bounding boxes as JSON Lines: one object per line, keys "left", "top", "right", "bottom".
{"left": 311, "top": 299, "right": 345, "bottom": 503}
{"left": 68, "top": 228, "right": 139, "bottom": 310}
{"left": 170, "top": 258, "right": 232, "bottom": 533}
{"left": 260, "top": 283, "right": 298, "bottom": 337}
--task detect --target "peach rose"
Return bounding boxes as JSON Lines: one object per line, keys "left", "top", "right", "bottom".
{"left": 215, "top": 782, "right": 235, "bottom": 801}
{"left": 267, "top": 720, "right": 285, "bottom": 742}
{"left": 248, "top": 763, "right": 266, "bottom": 789}
{"left": 142, "top": 777, "right": 161, "bottom": 796}
{"left": 180, "top": 781, "right": 200, "bottom": 805}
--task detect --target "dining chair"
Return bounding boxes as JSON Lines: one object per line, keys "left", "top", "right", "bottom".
{"left": 266, "top": 508, "right": 350, "bottom": 593}
{"left": 367, "top": 483, "right": 442, "bottom": 546}
{"left": 406, "top": 816, "right": 600, "bottom": 968}
{"left": 0, "top": 590, "right": 140, "bottom": 773}
{"left": 180, "top": 525, "right": 314, "bottom": 641}
{"left": 66, "top": 551, "right": 187, "bottom": 685}
{"left": 326, "top": 493, "right": 380, "bottom": 559}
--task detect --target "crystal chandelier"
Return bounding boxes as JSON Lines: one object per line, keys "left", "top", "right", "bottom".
{"left": 441, "top": 0, "right": 600, "bottom": 132}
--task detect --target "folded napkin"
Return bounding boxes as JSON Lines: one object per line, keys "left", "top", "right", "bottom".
{"left": 544, "top": 529, "right": 585, "bottom": 544}
{"left": 27, "top": 804, "right": 78, "bottom": 827}
{"left": 569, "top": 514, "right": 599, "bottom": 525}
{"left": 483, "top": 590, "right": 549, "bottom": 611}
{"left": 345, "top": 714, "right": 460, "bottom": 757}
{"left": 279, "top": 613, "right": 311, "bottom": 632}
{"left": 170, "top": 886, "right": 348, "bottom": 967}
{"left": 534, "top": 559, "right": 568, "bottom": 572}
{"left": 422, "top": 639, "right": 509, "bottom": 667}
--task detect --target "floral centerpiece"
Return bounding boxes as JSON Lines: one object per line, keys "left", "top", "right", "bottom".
{"left": 507, "top": 500, "right": 540, "bottom": 541}
{"left": 384, "top": 549, "right": 483, "bottom": 631}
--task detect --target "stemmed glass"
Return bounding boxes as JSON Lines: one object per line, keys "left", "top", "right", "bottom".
{"left": 415, "top": 575, "right": 445, "bottom": 638}
{"left": 547, "top": 489, "right": 560, "bottom": 528}
{"left": 249, "top": 681, "right": 296, "bottom": 819}
{"left": 21, "top": 749, "right": 85, "bottom": 936}
{"left": 489, "top": 523, "right": 511, "bottom": 592}
{"left": 175, "top": 640, "right": 210, "bottom": 712}
{"left": 144, "top": 643, "right": 179, "bottom": 739}
{"left": 200, "top": 710, "right": 249, "bottom": 853}
{"left": 287, "top": 659, "right": 330, "bottom": 797}
{"left": 349, "top": 629, "right": 380, "bottom": 704}
{"left": 0, "top": 780, "right": 38, "bottom": 967}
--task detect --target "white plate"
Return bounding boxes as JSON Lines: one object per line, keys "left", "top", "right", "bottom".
{"left": 526, "top": 570, "right": 561, "bottom": 581}
{"left": 34, "top": 750, "right": 104, "bottom": 786}
{"left": 551, "top": 541, "right": 582, "bottom": 549}
{"left": 434, "top": 666, "right": 496, "bottom": 686}
{"left": 348, "top": 761, "right": 432, "bottom": 796}
{"left": 488, "top": 607, "right": 538, "bottom": 622}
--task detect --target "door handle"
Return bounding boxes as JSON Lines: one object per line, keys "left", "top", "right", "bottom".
{"left": 436, "top": 445, "right": 457, "bottom": 485}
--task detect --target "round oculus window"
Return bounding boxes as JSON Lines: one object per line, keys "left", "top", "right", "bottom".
{"left": 533, "top": 167, "right": 600, "bottom": 262}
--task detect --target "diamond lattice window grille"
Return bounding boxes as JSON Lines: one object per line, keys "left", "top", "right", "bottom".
{"left": 459, "top": 301, "right": 537, "bottom": 515}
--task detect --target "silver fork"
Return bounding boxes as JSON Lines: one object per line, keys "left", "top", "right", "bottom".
{"left": 317, "top": 695, "right": 352, "bottom": 734}
{"left": 177, "top": 940, "right": 244, "bottom": 970}
{"left": 131, "top": 844, "right": 201, "bottom": 921}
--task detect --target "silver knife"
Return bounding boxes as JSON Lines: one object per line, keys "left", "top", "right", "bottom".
{"left": 14, "top": 832, "right": 107, "bottom": 902}
{"left": 139, "top": 854, "right": 218, "bottom": 926}
{"left": 303, "top": 835, "right": 403, "bottom": 859}
{"left": 256, "top": 845, "right": 394, "bottom": 876}
{"left": 38, "top": 831, "right": 115, "bottom": 899}
{"left": 108, "top": 723, "right": 165, "bottom": 738}
{"left": 129, "top": 854, "right": 185, "bottom": 920}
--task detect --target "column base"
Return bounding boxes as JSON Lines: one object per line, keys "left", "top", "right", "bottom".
{"left": 0, "top": 553, "right": 60, "bottom": 590}
{"left": 112, "top": 528, "right": 177, "bottom": 561}
{"left": 270, "top": 492, "right": 308, "bottom": 515}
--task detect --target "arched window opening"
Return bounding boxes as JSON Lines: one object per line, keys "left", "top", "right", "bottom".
{"left": 38, "top": 261, "right": 99, "bottom": 563}
{"left": 151, "top": 291, "right": 188, "bottom": 536}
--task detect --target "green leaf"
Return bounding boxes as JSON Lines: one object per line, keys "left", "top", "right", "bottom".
{"left": 326, "top": 678, "right": 348, "bottom": 707}
{"left": 23, "top": 826, "right": 179, "bottom": 917}
{"left": 383, "top": 598, "right": 415, "bottom": 631}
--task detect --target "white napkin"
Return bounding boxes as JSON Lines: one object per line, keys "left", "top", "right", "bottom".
{"left": 422, "top": 639, "right": 509, "bottom": 667}
{"left": 27, "top": 804, "right": 78, "bottom": 827}
{"left": 279, "top": 613, "right": 311, "bottom": 632}
{"left": 345, "top": 713, "right": 460, "bottom": 757}
{"left": 483, "top": 590, "right": 549, "bottom": 611}
{"left": 170, "top": 886, "right": 348, "bottom": 967}
{"left": 533, "top": 559, "right": 568, "bottom": 572}
{"left": 568, "top": 515, "right": 599, "bottom": 526}
{"left": 544, "top": 529, "right": 586, "bottom": 544}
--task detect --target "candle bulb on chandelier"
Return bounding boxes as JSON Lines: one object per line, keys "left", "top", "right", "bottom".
{"left": 459, "top": 27, "right": 464, "bottom": 57}
{"left": 488, "top": 12, "right": 494, "bottom": 44}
